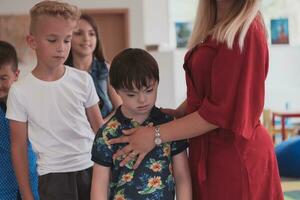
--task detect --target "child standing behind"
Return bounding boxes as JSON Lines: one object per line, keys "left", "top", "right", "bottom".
{"left": 6, "top": 1, "right": 103, "bottom": 200}
{"left": 65, "top": 14, "right": 122, "bottom": 121}
{"left": 91, "top": 48, "right": 192, "bottom": 200}
{"left": 0, "top": 41, "right": 39, "bottom": 200}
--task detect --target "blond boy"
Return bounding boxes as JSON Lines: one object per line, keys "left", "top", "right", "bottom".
{"left": 6, "top": 1, "right": 103, "bottom": 200}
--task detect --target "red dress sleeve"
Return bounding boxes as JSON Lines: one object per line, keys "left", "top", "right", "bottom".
{"left": 197, "top": 20, "right": 268, "bottom": 139}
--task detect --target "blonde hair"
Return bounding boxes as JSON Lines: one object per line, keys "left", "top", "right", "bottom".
{"left": 188, "top": 0, "right": 264, "bottom": 50}
{"left": 29, "top": 0, "right": 81, "bottom": 34}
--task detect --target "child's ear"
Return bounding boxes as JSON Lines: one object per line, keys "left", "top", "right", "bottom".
{"left": 26, "top": 34, "right": 37, "bottom": 50}
{"left": 14, "top": 69, "right": 20, "bottom": 81}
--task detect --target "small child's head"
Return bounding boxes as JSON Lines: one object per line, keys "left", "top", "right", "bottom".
{"left": 0, "top": 41, "right": 20, "bottom": 102}
{"left": 110, "top": 48, "right": 159, "bottom": 117}
{"left": 27, "top": 1, "right": 81, "bottom": 68}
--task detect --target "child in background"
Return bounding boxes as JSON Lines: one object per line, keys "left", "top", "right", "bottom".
{"left": 65, "top": 14, "right": 122, "bottom": 121}
{"left": 6, "top": 1, "right": 103, "bottom": 200}
{"left": 91, "top": 48, "right": 192, "bottom": 200}
{"left": 0, "top": 40, "right": 39, "bottom": 200}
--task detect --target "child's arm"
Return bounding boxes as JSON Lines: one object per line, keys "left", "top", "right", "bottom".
{"left": 104, "top": 78, "right": 122, "bottom": 123}
{"left": 91, "top": 163, "right": 111, "bottom": 200}
{"left": 10, "top": 120, "right": 34, "bottom": 200}
{"left": 173, "top": 150, "right": 192, "bottom": 200}
{"left": 106, "top": 64, "right": 122, "bottom": 112}
{"left": 86, "top": 104, "right": 104, "bottom": 133}
{"left": 107, "top": 78, "right": 122, "bottom": 110}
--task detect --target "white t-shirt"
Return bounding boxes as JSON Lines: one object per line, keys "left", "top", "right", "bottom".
{"left": 6, "top": 66, "right": 99, "bottom": 175}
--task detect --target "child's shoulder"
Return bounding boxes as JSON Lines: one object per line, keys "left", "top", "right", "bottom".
{"left": 10, "top": 72, "right": 34, "bottom": 91}
{"left": 65, "top": 65, "right": 94, "bottom": 85}
{"left": 97, "top": 115, "right": 121, "bottom": 135}
{"left": 65, "top": 65, "right": 90, "bottom": 77}
{"left": 151, "top": 106, "right": 174, "bottom": 124}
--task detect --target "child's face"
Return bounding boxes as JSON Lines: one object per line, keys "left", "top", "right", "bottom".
{"left": 0, "top": 64, "right": 19, "bottom": 102}
{"left": 117, "top": 81, "right": 158, "bottom": 120}
{"left": 71, "top": 19, "right": 97, "bottom": 57}
{"left": 27, "top": 15, "right": 76, "bottom": 70}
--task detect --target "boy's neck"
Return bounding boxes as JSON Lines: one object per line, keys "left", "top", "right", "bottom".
{"left": 32, "top": 64, "right": 66, "bottom": 81}
{"left": 120, "top": 106, "right": 151, "bottom": 124}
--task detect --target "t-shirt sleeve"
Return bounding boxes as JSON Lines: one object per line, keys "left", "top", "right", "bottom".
{"left": 160, "top": 114, "right": 189, "bottom": 156}
{"left": 171, "top": 139, "right": 189, "bottom": 156}
{"left": 91, "top": 125, "right": 114, "bottom": 167}
{"left": 6, "top": 84, "right": 27, "bottom": 122}
{"left": 84, "top": 73, "right": 99, "bottom": 108}
{"left": 197, "top": 21, "right": 268, "bottom": 138}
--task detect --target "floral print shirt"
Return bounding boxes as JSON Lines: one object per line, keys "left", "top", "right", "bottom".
{"left": 91, "top": 106, "right": 188, "bottom": 200}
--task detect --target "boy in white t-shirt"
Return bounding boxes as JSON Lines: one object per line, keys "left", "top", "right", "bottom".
{"left": 6, "top": 1, "right": 104, "bottom": 200}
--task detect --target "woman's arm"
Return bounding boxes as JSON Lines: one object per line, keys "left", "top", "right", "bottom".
{"left": 10, "top": 120, "right": 35, "bottom": 200}
{"left": 172, "top": 150, "right": 192, "bottom": 200}
{"left": 91, "top": 164, "right": 111, "bottom": 200}
{"left": 86, "top": 104, "right": 104, "bottom": 133}
{"left": 109, "top": 111, "right": 217, "bottom": 168}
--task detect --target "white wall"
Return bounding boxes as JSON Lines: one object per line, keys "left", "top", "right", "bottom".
{"left": 151, "top": 50, "right": 186, "bottom": 108}
{"left": 266, "top": 46, "right": 300, "bottom": 111}
{"left": 143, "top": 0, "right": 170, "bottom": 47}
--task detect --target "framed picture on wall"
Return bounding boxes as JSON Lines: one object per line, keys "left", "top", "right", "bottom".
{"left": 271, "top": 18, "right": 289, "bottom": 45}
{"left": 175, "top": 22, "right": 192, "bottom": 48}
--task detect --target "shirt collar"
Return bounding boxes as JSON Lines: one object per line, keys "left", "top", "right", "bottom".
{"left": 115, "top": 105, "right": 162, "bottom": 125}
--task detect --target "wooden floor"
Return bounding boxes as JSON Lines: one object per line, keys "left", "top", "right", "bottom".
{"left": 282, "top": 177, "right": 300, "bottom": 200}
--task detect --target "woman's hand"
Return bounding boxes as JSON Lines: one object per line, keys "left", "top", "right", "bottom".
{"left": 108, "top": 126, "right": 156, "bottom": 169}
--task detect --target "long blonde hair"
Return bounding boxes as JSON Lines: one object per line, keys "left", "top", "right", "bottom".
{"left": 188, "top": 0, "right": 264, "bottom": 50}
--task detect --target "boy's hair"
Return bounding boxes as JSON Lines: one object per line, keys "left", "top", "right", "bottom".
{"left": 109, "top": 48, "right": 159, "bottom": 90}
{"left": 29, "top": 0, "right": 81, "bottom": 34}
{"left": 0, "top": 40, "right": 18, "bottom": 72}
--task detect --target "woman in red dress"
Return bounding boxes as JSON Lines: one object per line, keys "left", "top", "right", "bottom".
{"left": 109, "top": 0, "right": 284, "bottom": 199}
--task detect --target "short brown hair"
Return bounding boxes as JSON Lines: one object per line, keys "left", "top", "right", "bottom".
{"left": 109, "top": 48, "right": 159, "bottom": 90}
{"left": 29, "top": 0, "right": 81, "bottom": 33}
{"left": 0, "top": 40, "right": 18, "bottom": 72}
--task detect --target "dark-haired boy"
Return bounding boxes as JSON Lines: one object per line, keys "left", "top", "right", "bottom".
{"left": 91, "top": 48, "right": 192, "bottom": 200}
{"left": 0, "top": 40, "right": 39, "bottom": 200}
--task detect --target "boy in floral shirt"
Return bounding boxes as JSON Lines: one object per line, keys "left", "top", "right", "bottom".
{"left": 91, "top": 48, "right": 192, "bottom": 200}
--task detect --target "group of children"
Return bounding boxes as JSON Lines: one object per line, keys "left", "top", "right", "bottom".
{"left": 1, "top": 1, "right": 191, "bottom": 200}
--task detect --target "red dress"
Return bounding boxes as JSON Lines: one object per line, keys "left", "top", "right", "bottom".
{"left": 184, "top": 18, "right": 284, "bottom": 200}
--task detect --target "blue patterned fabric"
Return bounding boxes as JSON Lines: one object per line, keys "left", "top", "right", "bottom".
{"left": 0, "top": 102, "right": 39, "bottom": 200}
{"left": 92, "top": 106, "right": 188, "bottom": 200}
